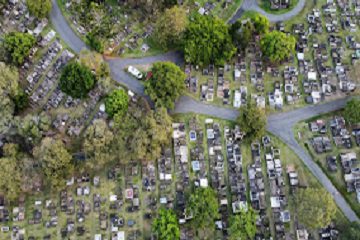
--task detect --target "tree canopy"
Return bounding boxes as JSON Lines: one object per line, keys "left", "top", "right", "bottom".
{"left": 152, "top": 208, "right": 180, "bottom": 240}
{"left": 154, "top": 6, "right": 187, "bottom": 49}
{"left": 16, "top": 113, "right": 51, "bottom": 146}
{"left": 83, "top": 119, "right": 115, "bottom": 170}
{"left": 187, "top": 187, "right": 219, "bottom": 230}
{"left": 3, "top": 32, "right": 36, "bottom": 65}
{"left": 184, "top": 15, "right": 236, "bottom": 66}
{"left": 237, "top": 102, "right": 267, "bottom": 142}
{"left": 59, "top": 62, "right": 96, "bottom": 99}
{"left": 145, "top": 62, "right": 185, "bottom": 109}
{"left": 295, "top": 188, "right": 337, "bottom": 229}
{"left": 26, "top": 0, "right": 52, "bottom": 19}
{"left": 114, "top": 106, "right": 172, "bottom": 163}
{"left": 0, "top": 144, "right": 22, "bottom": 201}
{"left": 260, "top": 31, "right": 296, "bottom": 64}
{"left": 344, "top": 98, "right": 360, "bottom": 125}
{"left": 228, "top": 207, "right": 257, "bottom": 240}
{"left": 0, "top": 62, "right": 20, "bottom": 134}
{"left": 34, "top": 138, "right": 73, "bottom": 189}
{"left": 105, "top": 89, "right": 129, "bottom": 118}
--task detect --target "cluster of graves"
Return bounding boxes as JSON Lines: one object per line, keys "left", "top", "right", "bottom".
{"left": 63, "top": 0, "right": 153, "bottom": 55}
{"left": 269, "top": 0, "right": 291, "bottom": 10}
{"left": 308, "top": 115, "right": 360, "bottom": 203}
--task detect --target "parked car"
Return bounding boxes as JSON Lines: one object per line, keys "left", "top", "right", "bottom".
{"left": 127, "top": 66, "right": 143, "bottom": 79}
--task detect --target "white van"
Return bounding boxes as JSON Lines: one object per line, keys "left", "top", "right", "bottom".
{"left": 127, "top": 66, "right": 143, "bottom": 79}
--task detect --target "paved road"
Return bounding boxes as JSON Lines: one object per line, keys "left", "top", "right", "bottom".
{"left": 50, "top": 0, "right": 359, "bottom": 222}
{"left": 50, "top": 0, "right": 87, "bottom": 53}
{"left": 229, "top": 0, "right": 306, "bottom": 24}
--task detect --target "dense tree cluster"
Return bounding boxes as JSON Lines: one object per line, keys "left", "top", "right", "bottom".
{"left": 184, "top": 15, "right": 236, "bottom": 66}
{"left": 152, "top": 209, "right": 180, "bottom": 240}
{"left": 260, "top": 31, "right": 296, "bottom": 64}
{"left": 59, "top": 62, "right": 96, "bottom": 99}
{"left": 230, "top": 13, "right": 270, "bottom": 50}
{"left": 229, "top": 207, "right": 257, "bottom": 240}
{"left": 33, "top": 138, "right": 73, "bottom": 190}
{"left": 26, "top": 0, "right": 52, "bottom": 19}
{"left": 154, "top": 6, "right": 187, "bottom": 49}
{"left": 114, "top": 106, "right": 172, "bottom": 163}
{"left": 237, "top": 102, "right": 267, "bottom": 142}
{"left": 3, "top": 32, "right": 36, "bottom": 65}
{"left": 145, "top": 62, "right": 185, "bottom": 109}
{"left": 187, "top": 187, "right": 219, "bottom": 231}
{"left": 105, "top": 89, "right": 129, "bottom": 118}
{"left": 295, "top": 188, "right": 336, "bottom": 229}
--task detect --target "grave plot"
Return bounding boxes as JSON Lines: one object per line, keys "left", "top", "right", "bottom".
{"left": 157, "top": 148, "right": 175, "bottom": 210}
{"left": 189, "top": 117, "right": 208, "bottom": 188}
{"left": 206, "top": 119, "right": 228, "bottom": 234}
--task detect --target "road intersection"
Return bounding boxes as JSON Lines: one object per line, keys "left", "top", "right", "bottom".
{"left": 50, "top": 0, "right": 359, "bottom": 222}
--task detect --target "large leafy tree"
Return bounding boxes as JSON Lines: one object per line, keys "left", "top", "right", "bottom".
{"left": 152, "top": 208, "right": 180, "bottom": 240}
{"left": 3, "top": 32, "right": 36, "bottom": 66}
{"left": 26, "top": 0, "right": 52, "bottom": 19}
{"left": 16, "top": 113, "right": 51, "bottom": 146}
{"left": 0, "top": 144, "right": 22, "bottom": 201}
{"left": 0, "top": 62, "right": 20, "bottom": 134}
{"left": 154, "top": 6, "right": 187, "bottom": 49}
{"left": 260, "top": 31, "right": 296, "bottom": 64}
{"left": 237, "top": 102, "right": 267, "bottom": 142}
{"left": 105, "top": 89, "right": 129, "bottom": 118}
{"left": 83, "top": 119, "right": 114, "bottom": 169}
{"left": 295, "top": 188, "right": 336, "bottom": 230}
{"left": 229, "top": 207, "right": 257, "bottom": 240}
{"left": 114, "top": 107, "right": 172, "bottom": 163}
{"left": 59, "top": 62, "right": 96, "bottom": 99}
{"left": 34, "top": 138, "right": 73, "bottom": 189}
{"left": 344, "top": 98, "right": 360, "bottom": 125}
{"left": 187, "top": 187, "right": 219, "bottom": 230}
{"left": 145, "top": 62, "right": 185, "bottom": 109}
{"left": 184, "top": 15, "right": 236, "bottom": 66}
{"left": 231, "top": 13, "right": 269, "bottom": 50}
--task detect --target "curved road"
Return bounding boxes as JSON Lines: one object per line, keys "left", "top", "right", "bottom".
{"left": 50, "top": 0, "right": 359, "bottom": 222}
{"left": 229, "top": 0, "right": 306, "bottom": 23}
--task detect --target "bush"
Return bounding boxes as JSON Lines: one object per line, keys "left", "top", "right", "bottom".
{"left": 59, "top": 62, "right": 96, "bottom": 99}
{"left": 105, "top": 89, "right": 129, "bottom": 118}
{"left": 3, "top": 32, "right": 36, "bottom": 65}
{"left": 86, "top": 32, "right": 104, "bottom": 53}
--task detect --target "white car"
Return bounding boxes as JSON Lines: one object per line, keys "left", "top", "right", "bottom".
{"left": 127, "top": 66, "right": 143, "bottom": 79}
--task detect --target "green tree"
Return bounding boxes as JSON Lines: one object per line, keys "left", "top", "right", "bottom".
{"left": 105, "top": 89, "right": 129, "bottom": 118}
{"left": 114, "top": 107, "right": 172, "bottom": 163}
{"left": 344, "top": 98, "right": 360, "bottom": 125}
{"left": 26, "top": 0, "right": 52, "bottom": 19}
{"left": 34, "top": 138, "right": 73, "bottom": 189}
{"left": 187, "top": 187, "right": 219, "bottom": 231}
{"left": 0, "top": 62, "right": 20, "bottom": 134}
{"left": 83, "top": 119, "right": 114, "bottom": 169}
{"left": 3, "top": 32, "right": 36, "bottom": 65}
{"left": 16, "top": 113, "right": 51, "bottom": 145}
{"left": 251, "top": 13, "right": 270, "bottom": 35}
{"left": 59, "top": 62, "right": 96, "bottom": 99}
{"left": 154, "top": 6, "right": 187, "bottom": 49}
{"left": 12, "top": 89, "right": 29, "bottom": 113}
{"left": 237, "top": 102, "right": 267, "bottom": 142}
{"left": 340, "top": 222, "right": 360, "bottom": 240}
{"left": 229, "top": 207, "right": 257, "bottom": 240}
{"left": 0, "top": 144, "right": 22, "bottom": 201}
{"left": 145, "top": 62, "right": 185, "bottom": 109}
{"left": 86, "top": 32, "right": 104, "bottom": 53}
{"left": 230, "top": 21, "right": 254, "bottom": 50}
{"left": 295, "top": 188, "right": 337, "bottom": 230}
{"left": 184, "top": 15, "right": 236, "bottom": 66}
{"left": 260, "top": 31, "right": 296, "bottom": 64}
{"left": 152, "top": 208, "right": 180, "bottom": 240}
